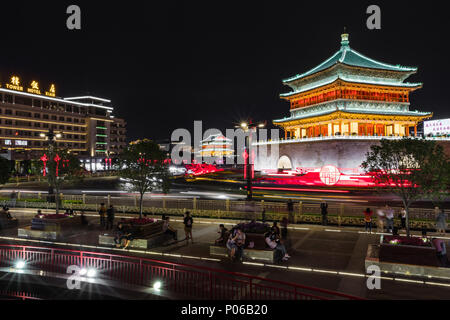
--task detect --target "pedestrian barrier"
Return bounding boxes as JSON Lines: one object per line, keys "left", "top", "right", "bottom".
{"left": 0, "top": 244, "right": 362, "bottom": 300}
{"left": 1, "top": 191, "right": 447, "bottom": 225}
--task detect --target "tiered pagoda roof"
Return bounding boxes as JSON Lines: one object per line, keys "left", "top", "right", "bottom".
{"left": 274, "top": 33, "right": 432, "bottom": 126}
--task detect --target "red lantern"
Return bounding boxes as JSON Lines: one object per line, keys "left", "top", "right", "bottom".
{"left": 54, "top": 154, "right": 61, "bottom": 177}
{"left": 40, "top": 154, "right": 48, "bottom": 177}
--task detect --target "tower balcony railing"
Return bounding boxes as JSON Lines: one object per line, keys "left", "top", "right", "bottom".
{"left": 253, "top": 134, "right": 450, "bottom": 146}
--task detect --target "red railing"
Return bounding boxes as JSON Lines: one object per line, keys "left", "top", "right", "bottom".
{"left": 0, "top": 244, "right": 363, "bottom": 300}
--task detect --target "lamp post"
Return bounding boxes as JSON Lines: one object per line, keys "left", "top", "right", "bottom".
{"left": 238, "top": 120, "right": 265, "bottom": 201}
{"left": 40, "top": 128, "right": 62, "bottom": 213}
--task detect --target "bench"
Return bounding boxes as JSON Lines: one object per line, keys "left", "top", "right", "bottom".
{"left": 365, "top": 243, "right": 450, "bottom": 279}
{"left": 210, "top": 232, "right": 280, "bottom": 263}
{"left": 99, "top": 220, "right": 178, "bottom": 249}
{"left": 18, "top": 215, "right": 79, "bottom": 240}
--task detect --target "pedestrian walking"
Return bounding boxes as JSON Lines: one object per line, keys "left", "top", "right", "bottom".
{"left": 99, "top": 203, "right": 106, "bottom": 228}
{"left": 287, "top": 199, "right": 294, "bottom": 223}
{"left": 261, "top": 209, "right": 266, "bottom": 223}
{"left": 436, "top": 207, "right": 447, "bottom": 235}
{"left": 385, "top": 204, "right": 394, "bottom": 233}
{"left": 183, "top": 211, "right": 194, "bottom": 243}
{"left": 280, "top": 217, "right": 288, "bottom": 239}
{"left": 320, "top": 201, "right": 328, "bottom": 226}
{"left": 363, "top": 208, "right": 373, "bottom": 233}
{"left": 106, "top": 205, "right": 115, "bottom": 230}
{"left": 400, "top": 209, "right": 407, "bottom": 230}
{"left": 432, "top": 238, "right": 448, "bottom": 267}
{"left": 376, "top": 209, "right": 385, "bottom": 233}
{"left": 80, "top": 210, "right": 88, "bottom": 226}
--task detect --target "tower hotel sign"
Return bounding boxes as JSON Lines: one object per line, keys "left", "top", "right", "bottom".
{"left": 2, "top": 75, "right": 56, "bottom": 97}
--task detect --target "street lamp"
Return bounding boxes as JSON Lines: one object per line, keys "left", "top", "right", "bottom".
{"left": 237, "top": 120, "right": 266, "bottom": 201}
{"left": 41, "top": 128, "right": 63, "bottom": 213}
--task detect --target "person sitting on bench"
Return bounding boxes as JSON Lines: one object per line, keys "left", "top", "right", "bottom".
{"left": 215, "top": 224, "right": 228, "bottom": 245}
{"left": 265, "top": 230, "right": 290, "bottom": 261}
{"left": 114, "top": 223, "right": 132, "bottom": 249}
{"left": 227, "top": 227, "right": 245, "bottom": 261}
{"left": 163, "top": 216, "right": 177, "bottom": 240}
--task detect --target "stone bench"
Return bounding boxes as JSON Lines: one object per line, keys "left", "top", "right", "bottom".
{"left": 18, "top": 226, "right": 61, "bottom": 240}
{"left": 210, "top": 245, "right": 276, "bottom": 263}
{"left": 99, "top": 230, "right": 178, "bottom": 249}
{"left": 210, "top": 232, "right": 286, "bottom": 263}
{"left": 365, "top": 243, "right": 450, "bottom": 279}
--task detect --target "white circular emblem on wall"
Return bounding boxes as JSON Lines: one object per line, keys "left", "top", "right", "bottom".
{"left": 319, "top": 165, "right": 341, "bottom": 186}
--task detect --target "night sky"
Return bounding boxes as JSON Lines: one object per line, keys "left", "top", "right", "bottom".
{"left": 0, "top": 1, "right": 448, "bottom": 141}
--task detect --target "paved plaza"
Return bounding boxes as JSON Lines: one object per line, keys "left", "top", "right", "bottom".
{"left": 2, "top": 208, "right": 450, "bottom": 299}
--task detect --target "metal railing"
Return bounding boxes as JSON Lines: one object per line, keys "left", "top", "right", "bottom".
{"left": 0, "top": 244, "right": 362, "bottom": 300}
{"left": 0, "top": 191, "right": 447, "bottom": 221}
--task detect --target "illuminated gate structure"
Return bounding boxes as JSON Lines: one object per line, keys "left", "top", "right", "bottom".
{"left": 274, "top": 32, "right": 432, "bottom": 139}
{"left": 253, "top": 32, "right": 440, "bottom": 187}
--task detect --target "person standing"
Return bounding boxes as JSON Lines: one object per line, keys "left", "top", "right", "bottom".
{"left": 183, "top": 211, "right": 194, "bottom": 244}
{"left": 80, "top": 210, "right": 88, "bottom": 226}
{"left": 320, "top": 201, "right": 328, "bottom": 226}
{"left": 99, "top": 203, "right": 107, "bottom": 228}
{"left": 399, "top": 209, "right": 407, "bottom": 230}
{"left": 106, "top": 205, "right": 115, "bottom": 230}
{"left": 261, "top": 209, "right": 266, "bottom": 223}
{"left": 287, "top": 199, "right": 294, "bottom": 223}
{"left": 432, "top": 238, "right": 448, "bottom": 267}
{"left": 363, "top": 208, "right": 373, "bottom": 233}
{"left": 376, "top": 209, "right": 385, "bottom": 233}
{"left": 280, "top": 217, "right": 288, "bottom": 240}
{"left": 385, "top": 204, "right": 394, "bottom": 233}
{"left": 436, "top": 207, "right": 447, "bottom": 235}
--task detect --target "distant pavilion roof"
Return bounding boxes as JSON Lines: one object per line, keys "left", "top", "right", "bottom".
{"left": 283, "top": 33, "right": 418, "bottom": 83}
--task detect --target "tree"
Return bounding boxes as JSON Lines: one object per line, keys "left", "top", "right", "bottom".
{"left": 0, "top": 157, "right": 12, "bottom": 185}
{"left": 361, "top": 138, "right": 449, "bottom": 237}
{"left": 117, "top": 139, "right": 170, "bottom": 218}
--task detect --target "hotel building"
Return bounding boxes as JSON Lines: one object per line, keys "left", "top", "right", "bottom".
{"left": 0, "top": 76, "right": 126, "bottom": 170}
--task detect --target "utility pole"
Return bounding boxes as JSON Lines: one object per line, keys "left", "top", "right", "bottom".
{"left": 238, "top": 120, "right": 265, "bottom": 201}
{"left": 41, "top": 128, "right": 62, "bottom": 214}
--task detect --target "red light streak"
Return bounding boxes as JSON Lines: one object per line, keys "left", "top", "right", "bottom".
{"left": 249, "top": 186, "right": 350, "bottom": 193}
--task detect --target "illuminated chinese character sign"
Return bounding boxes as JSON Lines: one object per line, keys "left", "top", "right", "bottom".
{"left": 319, "top": 165, "right": 341, "bottom": 186}
{"left": 1, "top": 74, "right": 56, "bottom": 97}
{"left": 424, "top": 119, "right": 450, "bottom": 136}
{"left": 27, "top": 80, "right": 41, "bottom": 95}
{"left": 6, "top": 75, "right": 23, "bottom": 91}
{"left": 45, "top": 84, "right": 56, "bottom": 97}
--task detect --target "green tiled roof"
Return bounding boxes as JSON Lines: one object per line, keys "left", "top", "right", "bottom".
{"left": 283, "top": 34, "right": 417, "bottom": 83}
